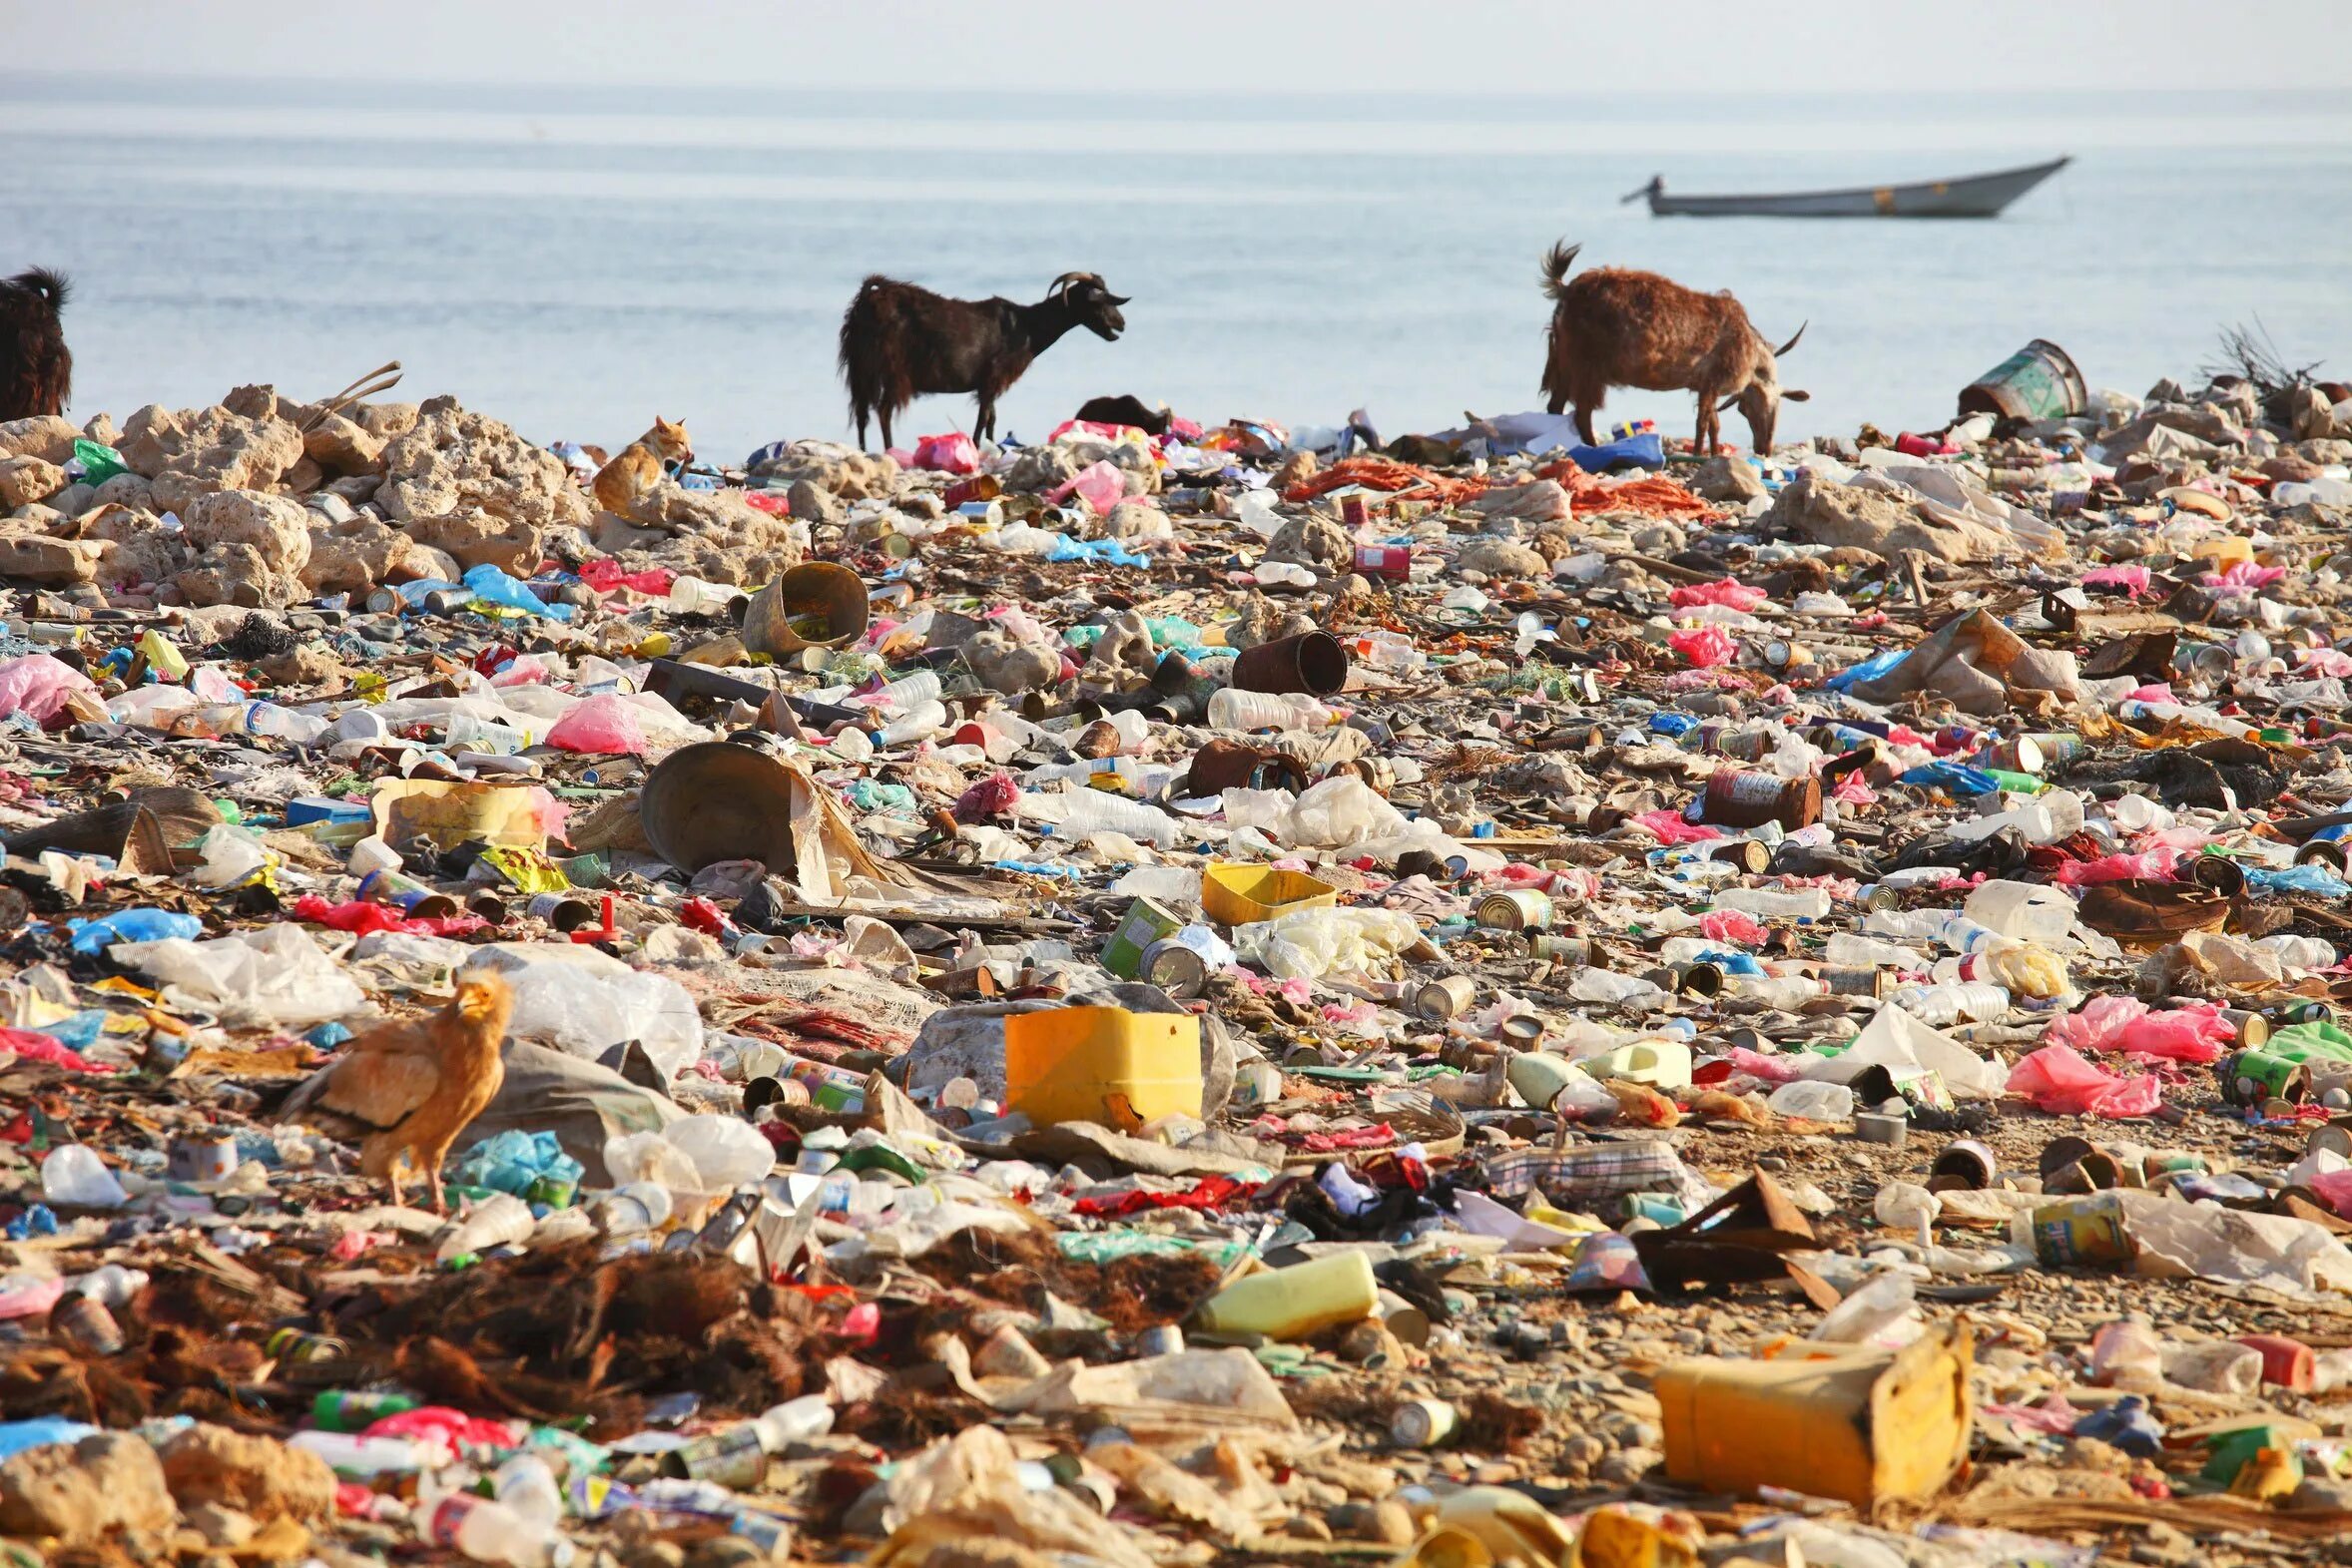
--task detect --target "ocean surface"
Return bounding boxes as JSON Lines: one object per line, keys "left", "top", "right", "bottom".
{"left": 5, "top": 77, "right": 2350, "bottom": 462}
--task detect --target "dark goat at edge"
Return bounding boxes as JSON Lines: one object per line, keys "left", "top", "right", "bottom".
{"left": 839, "top": 270, "right": 1128, "bottom": 450}
{"left": 0, "top": 267, "right": 73, "bottom": 422}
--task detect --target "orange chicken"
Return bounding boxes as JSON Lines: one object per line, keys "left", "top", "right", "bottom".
{"left": 283, "top": 974, "right": 513, "bottom": 1214}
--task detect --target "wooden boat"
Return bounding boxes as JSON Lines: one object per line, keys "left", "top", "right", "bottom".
{"left": 1626, "top": 157, "right": 2069, "bottom": 219}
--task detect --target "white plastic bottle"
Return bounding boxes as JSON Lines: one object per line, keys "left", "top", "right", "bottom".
{"left": 1054, "top": 790, "right": 1180, "bottom": 847}
{"left": 1206, "top": 689, "right": 1330, "bottom": 732}
{"left": 667, "top": 576, "right": 741, "bottom": 615}
{"left": 245, "top": 702, "right": 328, "bottom": 744}
{"left": 291, "top": 1430, "right": 437, "bottom": 1477}
{"left": 1824, "top": 932, "right": 1928, "bottom": 967}
{"left": 879, "top": 700, "right": 947, "bottom": 746}
{"left": 437, "top": 1194, "right": 536, "bottom": 1261}
{"left": 868, "top": 670, "right": 942, "bottom": 711}
{"left": 1712, "top": 886, "right": 1834, "bottom": 921}
{"left": 1861, "top": 908, "right": 1951, "bottom": 942}
{"left": 493, "top": 1454, "right": 563, "bottom": 1528}
{"left": 754, "top": 1394, "right": 835, "bottom": 1447}
{"left": 423, "top": 1488, "right": 572, "bottom": 1568}
{"left": 1889, "top": 982, "right": 2010, "bottom": 1027}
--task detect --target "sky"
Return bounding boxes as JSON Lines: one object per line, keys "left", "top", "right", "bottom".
{"left": 3, "top": 0, "right": 2345, "bottom": 93}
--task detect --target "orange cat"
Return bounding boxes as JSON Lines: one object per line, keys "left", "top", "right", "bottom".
{"left": 591, "top": 415, "right": 693, "bottom": 518}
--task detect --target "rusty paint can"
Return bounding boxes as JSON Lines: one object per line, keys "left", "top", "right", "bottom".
{"left": 526, "top": 892, "right": 597, "bottom": 931}
{"left": 1692, "top": 769, "right": 1821, "bottom": 830}
{"left": 1929, "top": 1139, "right": 2001, "bottom": 1191}
{"left": 1822, "top": 965, "right": 1893, "bottom": 999}
{"left": 168, "top": 1134, "right": 241, "bottom": 1184}
{"left": 1353, "top": 543, "right": 1412, "bottom": 581}
{"left": 1231, "top": 631, "right": 1350, "bottom": 696}
{"left": 1710, "top": 838, "right": 1769, "bottom": 873}
{"left": 1138, "top": 938, "right": 1209, "bottom": 1000}
{"left": 1526, "top": 933, "right": 1592, "bottom": 968}
{"left": 662, "top": 1423, "right": 768, "bottom": 1488}
{"left": 1417, "top": 975, "right": 1477, "bottom": 1020}
{"left": 1390, "top": 1397, "right": 1459, "bottom": 1449}
{"left": 51, "top": 1294, "right": 125, "bottom": 1355}
{"left": 1477, "top": 889, "right": 1554, "bottom": 932}
{"left": 1983, "top": 736, "right": 2047, "bottom": 775}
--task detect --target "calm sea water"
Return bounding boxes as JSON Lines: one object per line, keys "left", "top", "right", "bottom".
{"left": 5, "top": 77, "right": 2350, "bottom": 461}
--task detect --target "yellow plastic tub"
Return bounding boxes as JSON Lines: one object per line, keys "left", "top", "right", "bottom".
{"left": 1001, "top": 1006, "right": 1203, "bottom": 1130}
{"left": 1202, "top": 862, "right": 1338, "bottom": 927}
{"left": 1656, "top": 1322, "right": 1973, "bottom": 1506}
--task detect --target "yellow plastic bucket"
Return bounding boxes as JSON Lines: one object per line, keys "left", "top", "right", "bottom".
{"left": 1655, "top": 1321, "right": 1973, "bottom": 1506}
{"left": 1202, "top": 862, "right": 1338, "bottom": 926}
{"left": 1001, "top": 1005, "right": 1202, "bottom": 1131}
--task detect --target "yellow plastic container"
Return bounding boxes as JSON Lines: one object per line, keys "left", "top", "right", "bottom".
{"left": 1655, "top": 1322, "right": 1973, "bottom": 1506}
{"left": 1193, "top": 1250, "right": 1379, "bottom": 1340}
{"left": 1001, "top": 1006, "right": 1202, "bottom": 1130}
{"left": 1201, "top": 862, "right": 1339, "bottom": 926}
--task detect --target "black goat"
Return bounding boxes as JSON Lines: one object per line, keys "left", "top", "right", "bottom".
{"left": 838, "top": 270, "right": 1128, "bottom": 450}
{"left": 0, "top": 267, "right": 73, "bottom": 422}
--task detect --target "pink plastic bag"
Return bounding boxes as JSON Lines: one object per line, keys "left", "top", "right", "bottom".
{"left": 2053, "top": 847, "right": 2180, "bottom": 886}
{"left": 0, "top": 654, "right": 98, "bottom": 726}
{"left": 1049, "top": 460, "right": 1126, "bottom": 514}
{"left": 0, "top": 1027, "right": 111, "bottom": 1074}
{"left": 2080, "top": 565, "right": 2150, "bottom": 598}
{"left": 910, "top": 432, "right": 980, "bottom": 474}
{"left": 1633, "top": 809, "right": 1721, "bottom": 844}
{"left": 2044, "top": 996, "right": 2228, "bottom": 1064}
{"left": 545, "top": 694, "right": 648, "bottom": 755}
{"left": 1666, "top": 626, "right": 1737, "bottom": 669}
{"left": 2006, "top": 1044, "right": 2163, "bottom": 1118}
{"left": 1700, "top": 910, "right": 1767, "bottom": 945}
{"left": 2308, "top": 1169, "right": 2352, "bottom": 1219}
{"left": 363, "top": 1406, "right": 519, "bottom": 1461}
{"left": 1668, "top": 578, "right": 1768, "bottom": 612}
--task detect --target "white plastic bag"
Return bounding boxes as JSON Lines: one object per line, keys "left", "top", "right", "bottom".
{"left": 463, "top": 944, "right": 705, "bottom": 1079}
{"left": 112, "top": 924, "right": 367, "bottom": 1028}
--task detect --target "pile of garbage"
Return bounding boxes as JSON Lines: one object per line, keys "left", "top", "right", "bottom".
{"left": 4, "top": 357, "right": 2352, "bottom": 1568}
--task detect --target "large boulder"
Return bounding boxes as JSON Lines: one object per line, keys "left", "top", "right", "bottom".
{"left": 376, "top": 396, "right": 588, "bottom": 572}
{"left": 301, "top": 411, "right": 386, "bottom": 474}
{"left": 1691, "top": 454, "right": 1766, "bottom": 503}
{"left": 1766, "top": 473, "right": 2008, "bottom": 564}
{"left": 157, "top": 1423, "right": 337, "bottom": 1523}
{"left": 605, "top": 487, "right": 803, "bottom": 585}
{"left": 0, "top": 413, "right": 79, "bottom": 463}
{"left": 1455, "top": 534, "right": 1548, "bottom": 579}
{"left": 119, "top": 401, "right": 305, "bottom": 514}
{"left": 302, "top": 512, "right": 428, "bottom": 595}
{"left": 750, "top": 440, "right": 897, "bottom": 499}
{"left": 0, "top": 453, "right": 67, "bottom": 509}
{"left": 1266, "top": 510, "right": 1350, "bottom": 571}
{"left": 0, "top": 1431, "right": 178, "bottom": 1544}
{"left": 175, "top": 489, "right": 313, "bottom": 608}
{"left": 82, "top": 500, "right": 189, "bottom": 588}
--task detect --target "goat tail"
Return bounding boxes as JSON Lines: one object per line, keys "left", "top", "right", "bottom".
{"left": 9, "top": 268, "right": 72, "bottom": 314}
{"left": 1538, "top": 241, "right": 1581, "bottom": 302}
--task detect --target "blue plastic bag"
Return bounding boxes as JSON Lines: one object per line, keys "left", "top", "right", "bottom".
{"left": 69, "top": 907, "right": 204, "bottom": 955}
{"left": 462, "top": 565, "right": 573, "bottom": 623}
{"left": 1900, "top": 761, "right": 2001, "bottom": 795}
{"left": 1825, "top": 649, "right": 1909, "bottom": 693}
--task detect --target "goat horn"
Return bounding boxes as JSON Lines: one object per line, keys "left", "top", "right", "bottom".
{"left": 1048, "top": 271, "right": 1101, "bottom": 296}
{"left": 1774, "top": 321, "right": 1807, "bottom": 358}
{"left": 1717, "top": 394, "right": 1741, "bottom": 412}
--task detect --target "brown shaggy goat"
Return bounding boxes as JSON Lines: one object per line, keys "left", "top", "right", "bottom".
{"left": 1537, "top": 243, "right": 1806, "bottom": 455}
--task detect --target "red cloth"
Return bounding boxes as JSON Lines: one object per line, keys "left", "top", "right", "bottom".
{"left": 1073, "top": 1176, "right": 1261, "bottom": 1219}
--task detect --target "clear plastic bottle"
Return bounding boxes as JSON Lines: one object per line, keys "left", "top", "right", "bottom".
{"left": 493, "top": 1454, "right": 563, "bottom": 1528}
{"left": 1889, "top": 982, "right": 2010, "bottom": 1027}
{"left": 424, "top": 1489, "right": 571, "bottom": 1568}
{"left": 1053, "top": 790, "right": 1180, "bottom": 847}
{"left": 869, "top": 670, "right": 942, "bottom": 711}
{"left": 879, "top": 700, "right": 947, "bottom": 747}
{"left": 245, "top": 702, "right": 328, "bottom": 744}
{"left": 667, "top": 576, "right": 742, "bottom": 616}
{"left": 1712, "top": 886, "right": 1834, "bottom": 921}
{"left": 1862, "top": 907, "right": 1952, "bottom": 942}
{"left": 438, "top": 1194, "right": 535, "bottom": 1261}
{"left": 1729, "top": 974, "right": 1829, "bottom": 1009}
{"left": 1206, "top": 688, "right": 1330, "bottom": 732}
{"left": 1767, "top": 1080, "right": 1855, "bottom": 1120}
{"left": 1825, "top": 932, "right": 1928, "bottom": 967}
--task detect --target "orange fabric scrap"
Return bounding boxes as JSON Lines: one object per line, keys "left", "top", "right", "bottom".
{"left": 1283, "top": 456, "right": 1489, "bottom": 506}
{"left": 1533, "top": 458, "right": 1715, "bottom": 518}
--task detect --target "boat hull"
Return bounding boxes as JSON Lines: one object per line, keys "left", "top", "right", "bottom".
{"left": 1647, "top": 158, "right": 2069, "bottom": 219}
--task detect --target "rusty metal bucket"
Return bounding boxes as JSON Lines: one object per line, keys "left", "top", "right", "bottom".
{"left": 741, "top": 562, "right": 871, "bottom": 656}
{"left": 1231, "top": 631, "right": 1348, "bottom": 696}
{"left": 1958, "top": 338, "right": 2086, "bottom": 422}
